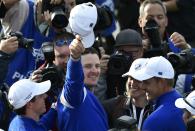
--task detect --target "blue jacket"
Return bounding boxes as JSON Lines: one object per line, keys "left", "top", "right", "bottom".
{"left": 142, "top": 90, "right": 186, "bottom": 131}
{"left": 5, "top": 0, "right": 54, "bottom": 86}
{"left": 8, "top": 108, "right": 57, "bottom": 131}
{"left": 57, "top": 58, "right": 108, "bottom": 131}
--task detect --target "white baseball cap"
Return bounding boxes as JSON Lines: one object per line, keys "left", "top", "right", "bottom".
{"left": 69, "top": 2, "right": 97, "bottom": 48}
{"left": 135, "top": 56, "right": 174, "bottom": 81}
{"left": 175, "top": 90, "right": 195, "bottom": 115}
{"left": 122, "top": 58, "right": 149, "bottom": 80}
{"left": 8, "top": 79, "right": 51, "bottom": 109}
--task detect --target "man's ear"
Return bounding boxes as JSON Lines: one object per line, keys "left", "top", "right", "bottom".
{"left": 138, "top": 17, "right": 144, "bottom": 28}
{"left": 26, "top": 101, "right": 34, "bottom": 109}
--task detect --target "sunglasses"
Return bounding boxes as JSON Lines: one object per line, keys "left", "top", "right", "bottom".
{"left": 55, "top": 39, "right": 73, "bottom": 47}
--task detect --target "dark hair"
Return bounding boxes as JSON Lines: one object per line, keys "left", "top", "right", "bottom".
{"left": 14, "top": 97, "right": 36, "bottom": 115}
{"left": 154, "top": 77, "right": 175, "bottom": 87}
{"left": 82, "top": 47, "right": 100, "bottom": 58}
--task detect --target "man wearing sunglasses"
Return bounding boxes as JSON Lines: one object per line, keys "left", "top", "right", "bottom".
{"left": 53, "top": 39, "right": 71, "bottom": 74}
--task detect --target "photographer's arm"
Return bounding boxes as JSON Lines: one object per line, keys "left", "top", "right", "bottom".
{"left": 95, "top": 54, "right": 110, "bottom": 102}
{"left": 0, "top": 37, "right": 18, "bottom": 84}
{"left": 61, "top": 35, "right": 86, "bottom": 108}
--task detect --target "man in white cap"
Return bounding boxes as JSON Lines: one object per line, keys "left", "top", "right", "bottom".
{"left": 135, "top": 56, "right": 186, "bottom": 131}
{"left": 175, "top": 90, "right": 195, "bottom": 131}
{"left": 8, "top": 79, "right": 57, "bottom": 131}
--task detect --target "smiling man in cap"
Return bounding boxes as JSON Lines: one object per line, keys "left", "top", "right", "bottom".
{"left": 136, "top": 56, "right": 186, "bottom": 131}
{"left": 8, "top": 79, "right": 57, "bottom": 131}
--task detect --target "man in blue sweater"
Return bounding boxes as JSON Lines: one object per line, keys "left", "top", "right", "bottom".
{"left": 134, "top": 56, "right": 186, "bottom": 131}
{"left": 56, "top": 35, "right": 108, "bottom": 131}
{"left": 8, "top": 79, "right": 57, "bottom": 131}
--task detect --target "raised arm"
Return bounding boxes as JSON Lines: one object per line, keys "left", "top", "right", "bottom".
{"left": 61, "top": 35, "right": 86, "bottom": 108}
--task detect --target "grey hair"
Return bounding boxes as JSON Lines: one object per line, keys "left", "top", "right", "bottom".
{"left": 139, "top": 0, "right": 167, "bottom": 17}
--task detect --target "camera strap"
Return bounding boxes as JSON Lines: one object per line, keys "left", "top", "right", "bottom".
{"left": 132, "top": 104, "right": 145, "bottom": 130}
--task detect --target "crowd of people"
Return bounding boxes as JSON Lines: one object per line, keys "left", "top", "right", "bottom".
{"left": 1, "top": 0, "right": 195, "bottom": 131}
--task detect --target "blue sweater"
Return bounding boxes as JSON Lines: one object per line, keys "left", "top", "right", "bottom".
{"left": 8, "top": 108, "right": 57, "bottom": 131}
{"left": 142, "top": 90, "right": 186, "bottom": 131}
{"left": 57, "top": 59, "right": 108, "bottom": 131}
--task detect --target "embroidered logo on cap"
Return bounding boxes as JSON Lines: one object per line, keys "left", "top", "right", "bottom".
{"left": 89, "top": 23, "right": 93, "bottom": 27}
{"left": 135, "top": 64, "right": 142, "bottom": 70}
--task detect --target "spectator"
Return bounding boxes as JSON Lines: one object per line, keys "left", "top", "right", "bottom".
{"left": 104, "top": 58, "right": 152, "bottom": 130}
{"left": 121, "top": 58, "right": 152, "bottom": 130}
{"left": 136, "top": 56, "right": 185, "bottom": 131}
{"left": 175, "top": 90, "right": 195, "bottom": 131}
{"left": 56, "top": 35, "right": 108, "bottom": 130}
{"left": 8, "top": 79, "right": 57, "bottom": 130}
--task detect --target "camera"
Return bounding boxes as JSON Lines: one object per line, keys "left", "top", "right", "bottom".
{"left": 167, "top": 49, "right": 195, "bottom": 74}
{"left": 42, "top": 0, "right": 68, "bottom": 29}
{"left": 108, "top": 115, "right": 137, "bottom": 131}
{"left": 108, "top": 51, "right": 133, "bottom": 76}
{"left": 9, "top": 32, "right": 34, "bottom": 50}
{"left": 41, "top": 42, "right": 65, "bottom": 102}
{"left": 106, "top": 51, "right": 133, "bottom": 97}
{"left": 143, "top": 19, "right": 167, "bottom": 58}
{"left": 94, "top": 5, "right": 113, "bottom": 32}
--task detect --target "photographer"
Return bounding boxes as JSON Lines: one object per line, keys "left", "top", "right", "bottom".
{"left": 138, "top": 0, "right": 191, "bottom": 56}
{"left": 0, "top": 36, "right": 18, "bottom": 130}
{"left": 35, "top": 0, "right": 69, "bottom": 35}
{"left": 106, "top": 29, "right": 143, "bottom": 99}
{"left": 0, "top": 0, "right": 56, "bottom": 86}
{"left": 0, "top": 36, "right": 18, "bottom": 84}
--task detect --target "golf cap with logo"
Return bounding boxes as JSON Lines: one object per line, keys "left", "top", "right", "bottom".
{"left": 135, "top": 56, "right": 175, "bottom": 81}
{"left": 122, "top": 58, "right": 149, "bottom": 80}
{"left": 8, "top": 79, "right": 51, "bottom": 109}
{"left": 69, "top": 2, "right": 97, "bottom": 48}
